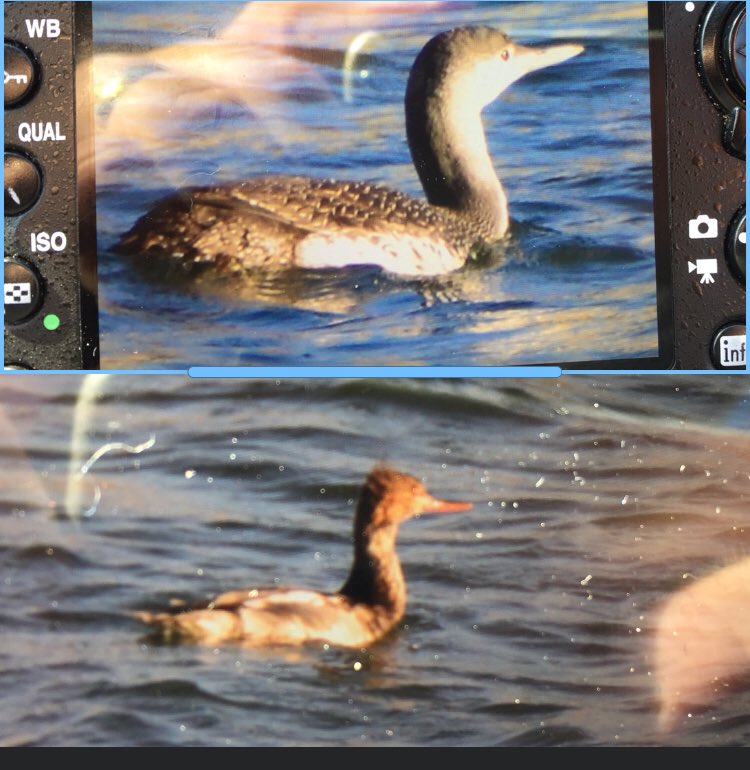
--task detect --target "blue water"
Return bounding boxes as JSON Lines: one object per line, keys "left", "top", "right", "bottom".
{"left": 92, "top": 1, "right": 658, "bottom": 368}
{"left": 1, "top": 374, "right": 748, "bottom": 746}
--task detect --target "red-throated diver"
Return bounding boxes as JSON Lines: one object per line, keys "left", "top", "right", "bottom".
{"left": 115, "top": 27, "right": 583, "bottom": 278}
{"left": 135, "top": 467, "right": 472, "bottom": 648}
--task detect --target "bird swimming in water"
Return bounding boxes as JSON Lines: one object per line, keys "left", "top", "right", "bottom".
{"left": 115, "top": 26, "right": 583, "bottom": 278}
{"left": 136, "top": 466, "right": 472, "bottom": 648}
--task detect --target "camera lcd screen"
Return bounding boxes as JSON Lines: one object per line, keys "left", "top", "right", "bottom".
{"left": 91, "top": 1, "right": 662, "bottom": 369}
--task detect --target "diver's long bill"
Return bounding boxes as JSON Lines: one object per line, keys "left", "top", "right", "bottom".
{"left": 420, "top": 495, "right": 474, "bottom": 514}
{"left": 521, "top": 42, "right": 584, "bottom": 72}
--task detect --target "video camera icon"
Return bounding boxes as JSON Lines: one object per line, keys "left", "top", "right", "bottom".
{"left": 688, "top": 258, "right": 718, "bottom": 284}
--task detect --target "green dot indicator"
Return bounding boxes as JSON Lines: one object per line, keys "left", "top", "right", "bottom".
{"left": 43, "top": 314, "right": 61, "bottom": 331}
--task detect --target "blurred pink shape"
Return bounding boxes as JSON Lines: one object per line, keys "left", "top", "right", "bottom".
{"left": 96, "top": 1, "right": 448, "bottom": 173}
{"left": 220, "top": 1, "right": 448, "bottom": 42}
{"left": 654, "top": 557, "right": 750, "bottom": 731}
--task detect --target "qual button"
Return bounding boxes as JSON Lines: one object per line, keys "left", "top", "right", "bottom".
{"left": 4, "top": 152, "right": 42, "bottom": 215}
{"left": 4, "top": 42, "right": 37, "bottom": 107}
{"left": 4, "top": 257, "right": 43, "bottom": 324}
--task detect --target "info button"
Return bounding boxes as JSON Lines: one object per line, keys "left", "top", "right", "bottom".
{"left": 711, "top": 323, "right": 746, "bottom": 370}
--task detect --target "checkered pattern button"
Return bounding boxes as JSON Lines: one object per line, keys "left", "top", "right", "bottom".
{"left": 4, "top": 258, "right": 42, "bottom": 324}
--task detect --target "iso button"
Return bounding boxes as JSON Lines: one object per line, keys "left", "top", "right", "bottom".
{"left": 4, "top": 258, "right": 43, "bottom": 324}
{"left": 4, "top": 43, "right": 37, "bottom": 107}
{"left": 4, "top": 152, "right": 42, "bottom": 215}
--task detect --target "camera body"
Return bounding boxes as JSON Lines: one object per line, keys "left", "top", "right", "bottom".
{"left": 4, "top": 1, "right": 98, "bottom": 369}
{"left": 3, "top": 1, "right": 746, "bottom": 370}
{"left": 649, "top": 1, "right": 745, "bottom": 370}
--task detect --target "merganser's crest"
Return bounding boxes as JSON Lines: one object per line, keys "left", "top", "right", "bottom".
{"left": 136, "top": 466, "right": 472, "bottom": 648}
{"left": 115, "top": 27, "right": 583, "bottom": 280}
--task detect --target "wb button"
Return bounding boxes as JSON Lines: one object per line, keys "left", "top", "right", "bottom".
{"left": 711, "top": 324, "right": 746, "bottom": 369}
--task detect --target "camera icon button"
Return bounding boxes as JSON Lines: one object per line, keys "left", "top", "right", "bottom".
{"left": 711, "top": 323, "right": 746, "bottom": 369}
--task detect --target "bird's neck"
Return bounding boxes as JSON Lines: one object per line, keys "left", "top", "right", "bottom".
{"left": 340, "top": 522, "right": 407, "bottom": 617}
{"left": 405, "top": 77, "right": 509, "bottom": 240}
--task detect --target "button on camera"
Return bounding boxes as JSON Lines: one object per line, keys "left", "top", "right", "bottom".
{"left": 697, "top": 3, "right": 746, "bottom": 159}
{"left": 711, "top": 323, "right": 747, "bottom": 369}
{"left": 4, "top": 41, "right": 37, "bottom": 108}
{"left": 4, "top": 257, "right": 43, "bottom": 324}
{"left": 4, "top": 151, "right": 42, "bottom": 215}
{"left": 726, "top": 207, "right": 745, "bottom": 283}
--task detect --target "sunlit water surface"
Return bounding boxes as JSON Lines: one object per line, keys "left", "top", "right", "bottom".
{"left": 92, "top": 1, "right": 658, "bottom": 368}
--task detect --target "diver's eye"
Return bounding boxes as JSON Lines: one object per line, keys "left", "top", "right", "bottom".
{"left": 500, "top": 49, "right": 510, "bottom": 61}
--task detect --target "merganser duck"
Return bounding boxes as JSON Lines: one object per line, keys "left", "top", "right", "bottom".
{"left": 136, "top": 466, "right": 472, "bottom": 648}
{"left": 115, "top": 26, "right": 583, "bottom": 278}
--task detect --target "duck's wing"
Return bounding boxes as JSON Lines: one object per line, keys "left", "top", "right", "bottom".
{"left": 235, "top": 589, "right": 378, "bottom": 646}
{"left": 135, "top": 588, "right": 382, "bottom": 648}
{"left": 114, "top": 180, "right": 313, "bottom": 274}
{"left": 115, "top": 175, "right": 467, "bottom": 277}
{"left": 223, "top": 177, "right": 468, "bottom": 275}
{"left": 208, "top": 587, "right": 270, "bottom": 610}
{"left": 204, "top": 176, "right": 443, "bottom": 232}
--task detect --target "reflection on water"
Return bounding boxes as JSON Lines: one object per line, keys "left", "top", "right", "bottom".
{"left": 0, "top": 374, "right": 748, "bottom": 746}
{"left": 92, "top": 1, "right": 658, "bottom": 368}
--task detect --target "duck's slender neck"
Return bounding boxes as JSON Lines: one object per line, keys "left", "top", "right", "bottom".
{"left": 405, "top": 59, "right": 509, "bottom": 239}
{"left": 340, "top": 506, "right": 407, "bottom": 616}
